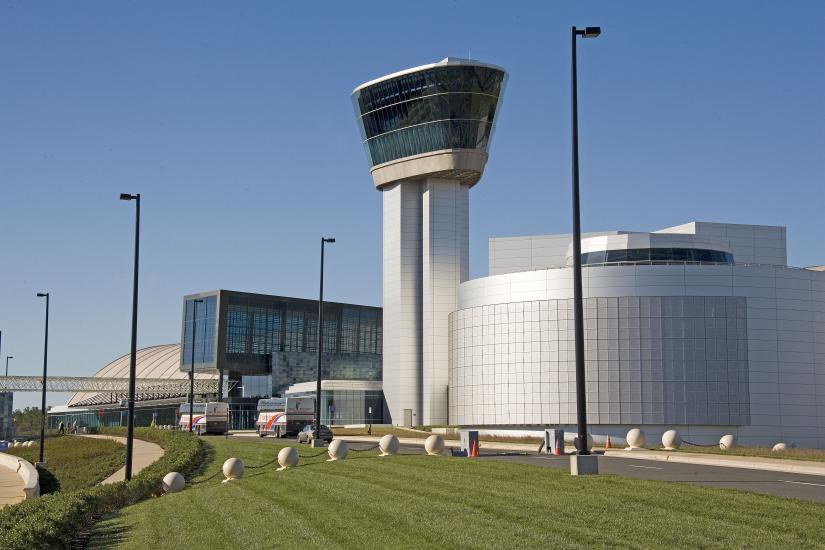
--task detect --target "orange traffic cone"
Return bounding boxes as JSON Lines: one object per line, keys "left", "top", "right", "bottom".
{"left": 604, "top": 435, "right": 612, "bottom": 449}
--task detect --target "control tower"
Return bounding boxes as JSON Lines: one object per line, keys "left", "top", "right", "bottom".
{"left": 352, "top": 58, "right": 507, "bottom": 425}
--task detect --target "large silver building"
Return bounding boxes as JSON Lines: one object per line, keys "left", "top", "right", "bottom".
{"left": 451, "top": 223, "right": 825, "bottom": 448}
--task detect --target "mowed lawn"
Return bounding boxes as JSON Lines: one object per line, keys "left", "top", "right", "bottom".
{"left": 88, "top": 437, "right": 825, "bottom": 549}
{"left": 7, "top": 435, "right": 124, "bottom": 493}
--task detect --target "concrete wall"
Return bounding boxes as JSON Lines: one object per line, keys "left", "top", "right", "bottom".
{"left": 489, "top": 232, "right": 621, "bottom": 275}
{"left": 450, "top": 264, "right": 825, "bottom": 448}
{"left": 655, "top": 222, "right": 787, "bottom": 266}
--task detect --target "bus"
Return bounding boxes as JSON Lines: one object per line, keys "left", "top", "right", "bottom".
{"left": 178, "top": 402, "right": 229, "bottom": 435}
{"left": 256, "top": 396, "right": 315, "bottom": 437}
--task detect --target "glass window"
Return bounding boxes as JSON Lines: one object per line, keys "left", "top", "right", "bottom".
{"left": 182, "top": 295, "right": 218, "bottom": 367}
{"left": 581, "top": 248, "right": 733, "bottom": 265}
{"left": 353, "top": 65, "right": 506, "bottom": 167}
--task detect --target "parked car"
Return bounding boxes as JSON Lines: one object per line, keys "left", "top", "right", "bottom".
{"left": 296, "top": 424, "right": 333, "bottom": 444}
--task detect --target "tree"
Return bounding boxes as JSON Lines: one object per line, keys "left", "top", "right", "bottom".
{"left": 12, "top": 406, "right": 42, "bottom": 435}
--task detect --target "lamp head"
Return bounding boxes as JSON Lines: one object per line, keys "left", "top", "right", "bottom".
{"left": 120, "top": 193, "right": 133, "bottom": 200}
{"left": 324, "top": 237, "right": 336, "bottom": 243}
{"left": 582, "top": 26, "right": 601, "bottom": 38}
{"left": 36, "top": 293, "right": 48, "bottom": 297}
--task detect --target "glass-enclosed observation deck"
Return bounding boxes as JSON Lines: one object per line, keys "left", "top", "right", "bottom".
{"left": 352, "top": 58, "right": 507, "bottom": 187}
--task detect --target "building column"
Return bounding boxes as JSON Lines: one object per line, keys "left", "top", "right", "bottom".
{"left": 381, "top": 181, "right": 423, "bottom": 426}
{"left": 422, "top": 179, "right": 469, "bottom": 425}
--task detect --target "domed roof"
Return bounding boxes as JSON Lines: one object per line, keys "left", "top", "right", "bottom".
{"left": 67, "top": 344, "right": 218, "bottom": 407}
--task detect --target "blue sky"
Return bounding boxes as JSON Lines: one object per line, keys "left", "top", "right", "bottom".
{"left": 1, "top": 1, "right": 823, "bottom": 409}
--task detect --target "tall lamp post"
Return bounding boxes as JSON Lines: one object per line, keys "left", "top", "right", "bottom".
{"left": 313, "top": 237, "right": 335, "bottom": 446}
{"left": 188, "top": 298, "right": 203, "bottom": 432}
{"left": 571, "top": 26, "right": 600, "bottom": 458}
{"left": 120, "top": 193, "right": 140, "bottom": 481}
{"left": 36, "top": 293, "right": 49, "bottom": 464}
{"left": 5, "top": 356, "right": 12, "bottom": 377}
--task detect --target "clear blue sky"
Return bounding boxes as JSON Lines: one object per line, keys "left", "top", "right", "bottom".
{"left": 2, "top": 1, "right": 823, "bottom": 409}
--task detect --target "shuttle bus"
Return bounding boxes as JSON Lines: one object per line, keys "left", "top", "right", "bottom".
{"left": 256, "top": 396, "right": 315, "bottom": 437}
{"left": 178, "top": 402, "right": 229, "bottom": 435}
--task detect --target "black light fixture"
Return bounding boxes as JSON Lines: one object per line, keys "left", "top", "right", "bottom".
{"left": 570, "top": 26, "right": 601, "bottom": 457}
{"left": 36, "top": 292, "right": 49, "bottom": 464}
{"left": 120, "top": 193, "right": 140, "bottom": 480}
{"left": 313, "top": 237, "right": 335, "bottom": 446}
{"left": 5, "top": 356, "right": 12, "bottom": 377}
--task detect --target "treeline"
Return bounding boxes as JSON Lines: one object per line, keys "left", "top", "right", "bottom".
{"left": 11, "top": 407, "right": 42, "bottom": 435}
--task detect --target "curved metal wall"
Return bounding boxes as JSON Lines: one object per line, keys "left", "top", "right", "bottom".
{"left": 449, "top": 296, "right": 750, "bottom": 427}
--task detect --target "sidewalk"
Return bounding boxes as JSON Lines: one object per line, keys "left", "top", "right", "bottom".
{"left": 77, "top": 434, "right": 165, "bottom": 484}
{"left": 0, "top": 463, "right": 24, "bottom": 508}
{"left": 603, "top": 449, "right": 825, "bottom": 477}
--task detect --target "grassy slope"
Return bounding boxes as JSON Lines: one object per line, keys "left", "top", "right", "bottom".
{"left": 7, "top": 435, "right": 124, "bottom": 493}
{"left": 88, "top": 438, "right": 825, "bottom": 549}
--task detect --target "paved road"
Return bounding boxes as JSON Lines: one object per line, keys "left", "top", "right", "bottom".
{"left": 233, "top": 434, "right": 825, "bottom": 503}
{"left": 476, "top": 452, "right": 825, "bottom": 503}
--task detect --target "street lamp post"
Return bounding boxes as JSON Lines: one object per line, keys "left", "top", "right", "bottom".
{"left": 571, "top": 26, "right": 600, "bottom": 457}
{"left": 312, "top": 237, "right": 335, "bottom": 446}
{"left": 5, "top": 356, "right": 12, "bottom": 377}
{"left": 188, "top": 299, "right": 203, "bottom": 433}
{"left": 36, "top": 292, "right": 49, "bottom": 464}
{"left": 120, "top": 193, "right": 140, "bottom": 481}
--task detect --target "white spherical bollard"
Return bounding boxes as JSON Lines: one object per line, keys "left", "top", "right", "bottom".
{"left": 379, "top": 434, "right": 400, "bottom": 456}
{"left": 277, "top": 446, "right": 299, "bottom": 470}
{"left": 162, "top": 472, "right": 185, "bottom": 493}
{"left": 625, "top": 428, "right": 646, "bottom": 450}
{"left": 661, "top": 430, "right": 681, "bottom": 450}
{"left": 425, "top": 434, "right": 445, "bottom": 456}
{"left": 719, "top": 434, "right": 737, "bottom": 450}
{"left": 573, "top": 434, "right": 593, "bottom": 453}
{"left": 222, "top": 457, "right": 244, "bottom": 482}
{"left": 772, "top": 442, "right": 787, "bottom": 452}
{"left": 327, "top": 439, "right": 349, "bottom": 461}
{"left": 12, "top": 441, "right": 20, "bottom": 448}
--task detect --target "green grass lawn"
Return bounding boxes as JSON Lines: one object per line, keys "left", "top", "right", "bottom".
{"left": 7, "top": 435, "right": 124, "bottom": 493}
{"left": 86, "top": 437, "right": 825, "bottom": 549}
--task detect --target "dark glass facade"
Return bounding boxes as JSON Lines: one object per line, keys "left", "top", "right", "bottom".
{"left": 180, "top": 290, "right": 382, "bottom": 398}
{"left": 353, "top": 63, "right": 507, "bottom": 167}
{"left": 581, "top": 248, "right": 734, "bottom": 266}
{"left": 181, "top": 295, "right": 218, "bottom": 370}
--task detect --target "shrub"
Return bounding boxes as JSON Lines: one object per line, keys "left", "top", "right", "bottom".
{"left": 0, "top": 428, "right": 205, "bottom": 550}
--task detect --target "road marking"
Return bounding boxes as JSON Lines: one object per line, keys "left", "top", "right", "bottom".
{"left": 629, "top": 464, "right": 662, "bottom": 470}
{"left": 778, "top": 480, "right": 825, "bottom": 488}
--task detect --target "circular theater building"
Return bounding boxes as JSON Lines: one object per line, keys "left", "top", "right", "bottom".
{"left": 449, "top": 223, "right": 825, "bottom": 448}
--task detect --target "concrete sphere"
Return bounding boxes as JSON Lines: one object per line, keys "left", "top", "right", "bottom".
{"left": 772, "top": 442, "right": 787, "bottom": 452}
{"left": 26, "top": 441, "right": 35, "bottom": 448}
{"left": 162, "top": 472, "right": 185, "bottom": 493}
{"left": 719, "top": 434, "right": 737, "bottom": 450}
{"left": 12, "top": 441, "right": 20, "bottom": 448}
{"left": 573, "top": 434, "right": 593, "bottom": 453}
{"left": 327, "top": 439, "right": 348, "bottom": 461}
{"left": 278, "top": 446, "right": 299, "bottom": 469}
{"left": 425, "top": 434, "right": 445, "bottom": 456}
{"left": 661, "top": 430, "right": 682, "bottom": 450}
{"left": 222, "top": 457, "right": 244, "bottom": 480}
{"left": 626, "top": 428, "right": 646, "bottom": 449}
{"left": 379, "top": 434, "right": 400, "bottom": 455}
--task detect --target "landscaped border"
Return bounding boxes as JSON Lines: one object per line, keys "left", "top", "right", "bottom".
{"left": 0, "top": 428, "right": 204, "bottom": 550}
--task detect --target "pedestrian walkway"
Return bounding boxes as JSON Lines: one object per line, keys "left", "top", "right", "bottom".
{"left": 0, "top": 463, "right": 25, "bottom": 508}
{"left": 76, "top": 434, "right": 164, "bottom": 484}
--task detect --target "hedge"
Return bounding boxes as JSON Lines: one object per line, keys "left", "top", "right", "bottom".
{"left": 0, "top": 428, "right": 205, "bottom": 550}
